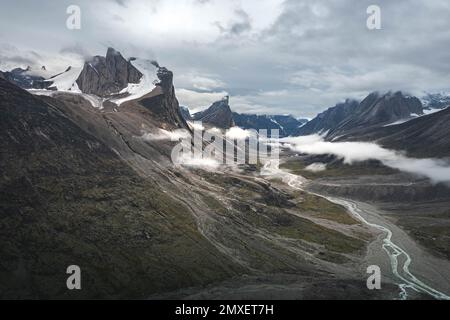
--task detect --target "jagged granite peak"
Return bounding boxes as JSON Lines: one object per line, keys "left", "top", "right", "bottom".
{"left": 295, "top": 99, "right": 359, "bottom": 136}
{"left": 192, "top": 96, "right": 235, "bottom": 129}
{"left": 327, "top": 91, "right": 423, "bottom": 139}
{"left": 75, "top": 47, "right": 143, "bottom": 97}
{"left": 136, "top": 64, "right": 188, "bottom": 129}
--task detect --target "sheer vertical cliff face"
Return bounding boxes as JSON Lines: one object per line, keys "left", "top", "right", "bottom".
{"left": 133, "top": 66, "right": 188, "bottom": 129}
{"left": 75, "top": 47, "right": 143, "bottom": 97}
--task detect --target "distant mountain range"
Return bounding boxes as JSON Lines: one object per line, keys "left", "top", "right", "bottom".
{"left": 182, "top": 99, "right": 308, "bottom": 136}
{"left": 326, "top": 91, "right": 423, "bottom": 139}
{"left": 291, "top": 90, "right": 448, "bottom": 158}
{"left": 295, "top": 91, "right": 429, "bottom": 138}
{"left": 233, "top": 113, "right": 308, "bottom": 137}
{"left": 1, "top": 47, "right": 449, "bottom": 156}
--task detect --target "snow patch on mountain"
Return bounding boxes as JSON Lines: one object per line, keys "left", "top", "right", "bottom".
{"left": 383, "top": 108, "right": 448, "bottom": 127}
{"left": 383, "top": 113, "right": 420, "bottom": 127}
{"left": 269, "top": 117, "right": 284, "bottom": 130}
{"left": 423, "top": 107, "right": 446, "bottom": 115}
{"left": 47, "top": 66, "right": 83, "bottom": 92}
{"left": 111, "top": 59, "right": 157, "bottom": 106}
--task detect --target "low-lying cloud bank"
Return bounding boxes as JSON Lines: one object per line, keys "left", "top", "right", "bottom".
{"left": 305, "top": 162, "right": 327, "bottom": 172}
{"left": 225, "top": 126, "right": 254, "bottom": 140}
{"left": 141, "top": 129, "right": 190, "bottom": 141}
{"left": 282, "top": 135, "right": 450, "bottom": 183}
{"left": 175, "top": 154, "right": 220, "bottom": 170}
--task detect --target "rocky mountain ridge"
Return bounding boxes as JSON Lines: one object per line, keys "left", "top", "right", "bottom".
{"left": 327, "top": 91, "right": 423, "bottom": 139}
{"left": 293, "top": 92, "right": 425, "bottom": 139}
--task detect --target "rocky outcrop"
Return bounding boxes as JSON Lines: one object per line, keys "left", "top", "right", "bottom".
{"left": 192, "top": 96, "right": 235, "bottom": 129}
{"left": 76, "top": 47, "right": 143, "bottom": 97}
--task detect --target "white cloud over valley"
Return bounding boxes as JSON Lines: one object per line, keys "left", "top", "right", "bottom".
{"left": 282, "top": 135, "right": 450, "bottom": 183}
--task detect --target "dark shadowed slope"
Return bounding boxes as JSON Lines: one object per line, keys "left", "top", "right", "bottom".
{"left": 0, "top": 77, "right": 381, "bottom": 299}
{"left": 337, "top": 106, "right": 450, "bottom": 158}
{"left": 0, "top": 78, "right": 241, "bottom": 299}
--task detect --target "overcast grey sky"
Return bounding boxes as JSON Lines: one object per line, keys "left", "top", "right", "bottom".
{"left": 1, "top": 0, "right": 450, "bottom": 117}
